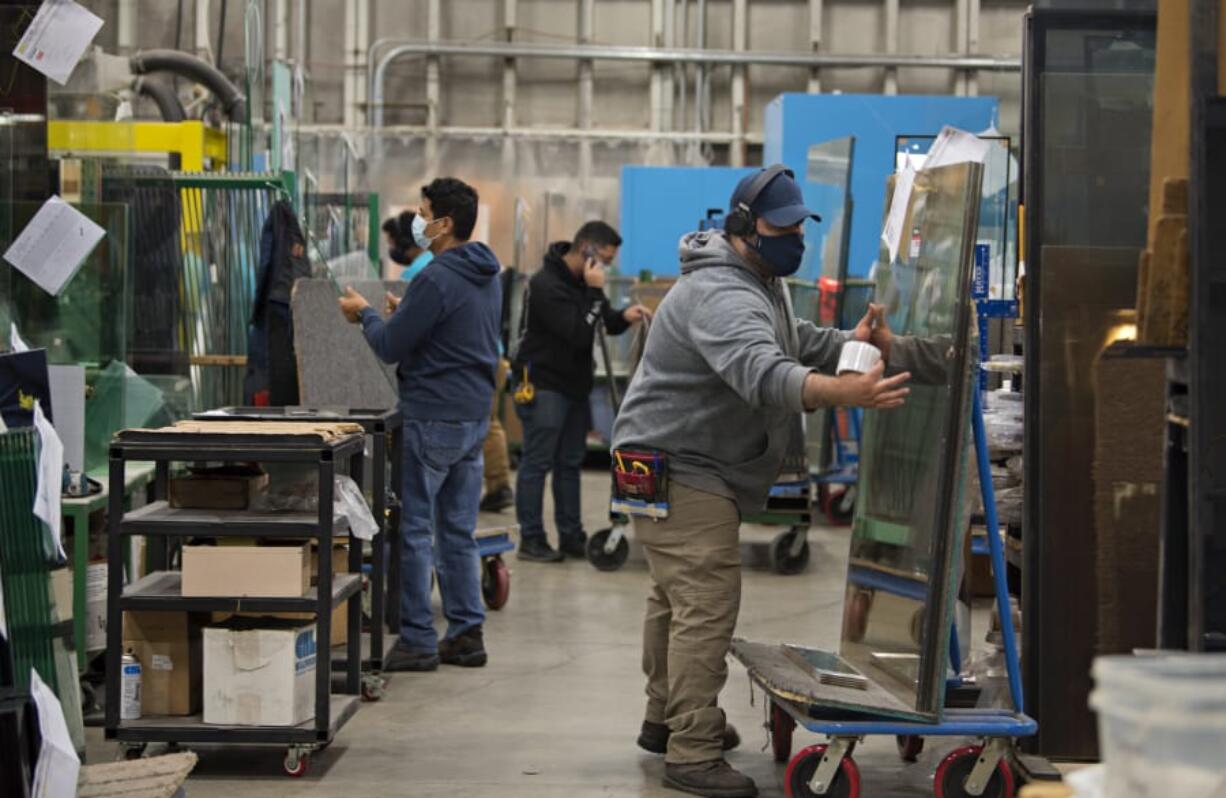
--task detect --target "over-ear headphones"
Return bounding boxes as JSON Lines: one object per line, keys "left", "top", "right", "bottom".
{"left": 723, "top": 164, "right": 794, "bottom": 238}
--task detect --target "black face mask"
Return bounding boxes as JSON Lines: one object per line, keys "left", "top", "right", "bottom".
{"left": 752, "top": 231, "right": 805, "bottom": 277}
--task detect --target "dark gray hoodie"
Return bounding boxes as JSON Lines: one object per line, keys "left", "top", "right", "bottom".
{"left": 611, "top": 230, "right": 941, "bottom": 513}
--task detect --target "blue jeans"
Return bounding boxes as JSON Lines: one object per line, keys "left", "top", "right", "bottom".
{"left": 399, "top": 417, "right": 489, "bottom": 652}
{"left": 514, "top": 389, "right": 589, "bottom": 545}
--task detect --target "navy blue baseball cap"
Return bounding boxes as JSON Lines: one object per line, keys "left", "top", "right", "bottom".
{"left": 730, "top": 166, "right": 822, "bottom": 226}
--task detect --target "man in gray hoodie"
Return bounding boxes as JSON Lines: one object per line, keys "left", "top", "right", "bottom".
{"left": 612, "top": 166, "right": 934, "bottom": 798}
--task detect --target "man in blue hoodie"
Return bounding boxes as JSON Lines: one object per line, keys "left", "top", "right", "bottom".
{"left": 340, "top": 177, "right": 502, "bottom": 672}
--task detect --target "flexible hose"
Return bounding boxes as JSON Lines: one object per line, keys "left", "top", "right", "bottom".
{"left": 129, "top": 48, "right": 246, "bottom": 120}
{"left": 132, "top": 77, "right": 186, "bottom": 122}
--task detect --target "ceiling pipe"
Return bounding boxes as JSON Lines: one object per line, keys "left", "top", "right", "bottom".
{"left": 369, "top": 38, "right": 1022, "bottom": 126}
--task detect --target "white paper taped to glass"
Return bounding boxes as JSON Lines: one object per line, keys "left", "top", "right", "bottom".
{"left": 837, "top": 341, "right": 882, "bottom": 375}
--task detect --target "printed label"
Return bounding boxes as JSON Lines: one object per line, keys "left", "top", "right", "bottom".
{"left": 151, "top": 655, "right": 173, "bottom": 671}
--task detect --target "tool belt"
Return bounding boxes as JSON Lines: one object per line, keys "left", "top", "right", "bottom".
{"left": 610, "top": 449, "right": 670, "bottom": 520}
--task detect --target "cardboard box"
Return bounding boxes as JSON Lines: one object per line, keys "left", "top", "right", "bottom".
{"left": 218, "top": 545, "right": 351, "bottom": 647}
{"left": 123, "top": 612, "right": 203, "bottom": 716}
{"left": 170, "top": 468, "right": 268, "bottom": 510}
{"left": 203, "top": 618, "right": 316, "bottom": 726}
{"left": 182, "top": 544, "right": 310, "bottom": 598}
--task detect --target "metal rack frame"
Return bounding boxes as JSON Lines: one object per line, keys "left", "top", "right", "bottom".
{"left": 191, "top": 406, "right": 404, "bottom": 671}
{"left": 104, "top": 427, "right": 366, "bottom": 764}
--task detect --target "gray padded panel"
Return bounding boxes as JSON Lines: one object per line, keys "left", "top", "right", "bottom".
{"left": 292, "top": 279, "right": 406, "bottom": 409}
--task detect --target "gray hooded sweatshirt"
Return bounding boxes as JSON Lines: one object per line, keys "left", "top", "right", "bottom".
{"left": 611, "top": 230, "right": 942, "bottom": 514}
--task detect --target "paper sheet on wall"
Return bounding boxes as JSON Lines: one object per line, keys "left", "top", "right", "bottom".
{"left": 3, "top": 195, "right": 105, "bottom": 296}
{"left": 923, "top": 125, "right": 991, "bottom": 170}
{"left": 33, "top": 402, "right": 65, "bottom": 560}
{"left": 30, "top": 668, "right": 80, "bottom": 798}
{"left": 880, "top": 161, "right": 916, "bottom": 265}
{"left": 12, "top": 0, "right": 104, "bottom": 85}
{"left": 10, "top": 322, "right": 30, "bottom": 352}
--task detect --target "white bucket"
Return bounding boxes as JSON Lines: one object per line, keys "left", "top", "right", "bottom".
{"left": 1090, "top": 654, "right": 1226, "bottom": 798}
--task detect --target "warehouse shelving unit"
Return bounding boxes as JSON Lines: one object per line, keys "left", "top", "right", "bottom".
{"left": 104, "top": 425, "right": 367, "bottom": 776}
{"left": 192, "top": 406, "right": 404, "bottom": 674}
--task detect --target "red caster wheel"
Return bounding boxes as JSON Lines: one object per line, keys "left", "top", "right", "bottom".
{"left": 361, "top": 674, "right": 386, "bottom": 701}
{"left": 283, "top": 750, "right": 309, "bottom": 777}
{"left": 785, "top": 744, "right": 861, "bottom": 798}
{"left": 771, "top": 703, "right": 795, "bottom": 763}
{"left": 844, "top": 589, "right": 872, "bottom": 643}
{"left": 933, "top": 745, "right": 1016, "bottom": 798}
{"left": 819, "top": 484, "right": 855, "bottom": 526}
{"left": 482, "top": 556, "right": 511, "bottom": 610}
{"left": 896, "top": 734, "right": 924, "bottom": 762}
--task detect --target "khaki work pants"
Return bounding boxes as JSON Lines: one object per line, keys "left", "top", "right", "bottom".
{"left": 637, "top": 481, "right": 742, "bottom": 764}
{"left": 483, "top": 358, "right": 511, "bottom": 493}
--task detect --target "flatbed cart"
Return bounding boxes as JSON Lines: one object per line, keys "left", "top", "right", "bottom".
{"left": 476, "top": 525, "right": 517, "bottom": 610}
{"left": 193, "top": 405, "right": 403, "bottom": 702}
{"left": 743, "top": 388, "right": 1035, "bottom": 798}
{"left": 106, "top": 423, "right": 369, "bottom": 777}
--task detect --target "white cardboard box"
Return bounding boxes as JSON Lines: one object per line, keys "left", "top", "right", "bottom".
{"left": 203, "top": 619, "right": 316, "bottom": 727}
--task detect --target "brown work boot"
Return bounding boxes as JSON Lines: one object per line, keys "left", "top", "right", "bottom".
{"left": 663, "top": 759, "right": 758, "bottom": 798}
{"left": 637, "top": 720, "right": 741, "bottom": 754}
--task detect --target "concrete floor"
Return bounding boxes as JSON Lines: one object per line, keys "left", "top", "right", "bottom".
{"left": 86, "top": 470, "right": 988, "bottom": 797}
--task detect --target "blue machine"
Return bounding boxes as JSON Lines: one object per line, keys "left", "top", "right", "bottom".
{"left": 619, "top": 165, "right": 755, "bottom": 276}
{"left": 618, "top": 96, "right": 997, "bottom": 285}
{"left": 764, "top": 93, "right": 999, "bottom": 280}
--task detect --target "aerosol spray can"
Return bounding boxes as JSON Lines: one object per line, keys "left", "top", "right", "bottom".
{"left": 120, "top": 651, "right": 142, "bottom": 720}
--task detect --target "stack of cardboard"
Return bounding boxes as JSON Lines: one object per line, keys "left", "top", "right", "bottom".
{"left": 1136, "top": 0, "right": 1190, "bottom": 346}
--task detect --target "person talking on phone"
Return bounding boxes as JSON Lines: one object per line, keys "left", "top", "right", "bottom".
{"left": 511, "top": 221, "right": 652, "bottom": 563}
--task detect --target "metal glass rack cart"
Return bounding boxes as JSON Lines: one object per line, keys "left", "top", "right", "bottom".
{"left": 104, "top": 424, "right": 368, "bottom": 776}
{"left": 752, "top": 388, "right": 1035, "bottom": 798}
{"left": 192, "top": 406, "right": 404, "bottom": 683}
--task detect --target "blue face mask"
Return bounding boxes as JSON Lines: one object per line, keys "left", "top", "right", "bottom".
{"left": 411, "top": 214, "right": 435, "bottom": 250}
{"left": 753, "top": 232, "right": 805, "bottom": 277}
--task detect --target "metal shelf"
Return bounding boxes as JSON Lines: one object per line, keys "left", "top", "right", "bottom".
{"left": 120, "top": 501, "right": 349, "bottom": 537}
{"left": 110, "top": 430, "right": 365, "bottom": 464}
{"left": 110, "top": 695, "right": 360, "bottom": 745}
{"left": 120, "top": 571, "right": 362, "bottom": 613}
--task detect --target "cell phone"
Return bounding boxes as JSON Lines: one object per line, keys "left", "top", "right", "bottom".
{"left": 583, "top": 245, "right": 598, "bottom": 263}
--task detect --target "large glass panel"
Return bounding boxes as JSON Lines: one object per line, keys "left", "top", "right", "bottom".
{"left": 897, "top": 135, "right": 1017, "bottom": 300}
{"left": 838, "top": 161, "right": 982, "bottom": 718}
{"left": 803, "top": 136, "right": 856, "bottom": 290}
{"left": 0, "top": 201, "right": 131, "bottom": 366}
{"left": 802, "top": 137, "right": 856, "bottom": 474}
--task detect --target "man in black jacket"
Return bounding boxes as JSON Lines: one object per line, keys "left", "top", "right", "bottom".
{"left": 513, "top": 221, "right": 650, "bottom": 562}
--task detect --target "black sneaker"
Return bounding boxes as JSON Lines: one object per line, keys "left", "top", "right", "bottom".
{"left": 383, "top": 642, "right": 439, "bottom": 672}
{"left": 439, "top": 626, "right": 487, "bottom": 667}
{"left": 479, "top": 485, "right": 514, "bottom": 513}
{"left": 663, "top": 760, "right": 758, "bottom": 798}
{"left": 559, "top": 533, "right": 588, "bottom": 559}
{"left": 518, "top": 537, "right": 563, "bottom": 562}
{"left": 637, "top": 721, "right": 741, "bottom": 755}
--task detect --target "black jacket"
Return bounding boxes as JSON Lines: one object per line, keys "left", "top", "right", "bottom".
{"left": 513, "top": 241, "right": 631, "bottom": 399}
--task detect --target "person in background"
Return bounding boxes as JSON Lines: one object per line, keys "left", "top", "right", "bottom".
{"left": 479, "top": 263, "right": 517, "bottom": 513}
{"left": 340, "top": 177, "right": 501, "bottom": 671}
{"left": 383, "top": 210, "right": 434, "bottom": 281}
{"left": 511, "top": 221, "right": 651, "bottom": 562}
